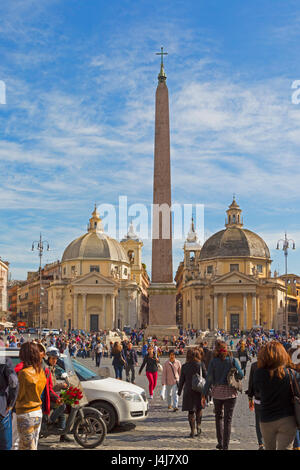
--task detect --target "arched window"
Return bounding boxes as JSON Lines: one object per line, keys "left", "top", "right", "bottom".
{"left": 232, "top": 214, "right": 236, "bottom": 223}
{"left": 128, "top": 250, "right": 135, "bottom": 263}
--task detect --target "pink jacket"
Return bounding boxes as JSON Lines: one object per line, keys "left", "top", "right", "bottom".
{"left": 162, "top": 359, "right": 182, "bottom": 386}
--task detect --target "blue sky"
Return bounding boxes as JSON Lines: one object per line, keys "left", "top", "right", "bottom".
{"left": 1, "top": 0, "right": 300, "bottom": 279}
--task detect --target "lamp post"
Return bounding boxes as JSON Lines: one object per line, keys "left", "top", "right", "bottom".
{"left": 276, "top": 233, "right": 295, "bottom": 336}
{"left": 32, "top": 234, "right": 50, "bottom": 337}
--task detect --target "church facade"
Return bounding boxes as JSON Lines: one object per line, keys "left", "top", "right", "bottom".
{"left": 47, "top": 206, "right": 149, "bottom": 331}
{"left": 175, "top": 199, "right": 286, "bottom": 332}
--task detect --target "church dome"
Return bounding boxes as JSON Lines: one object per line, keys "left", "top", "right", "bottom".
{"left": 62, "top": 207, "right": 128, "bottom": 263}
{"left": 199, "top": 199, "right": 270, "bottom": 260}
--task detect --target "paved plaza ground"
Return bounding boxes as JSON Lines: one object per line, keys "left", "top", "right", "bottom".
{"left": 37, "top": 354, "right": 258, "bottom": 451}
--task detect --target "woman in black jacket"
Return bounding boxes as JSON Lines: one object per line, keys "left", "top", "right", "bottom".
{"left": 177, "top": 348, "right": 207, "bottom": 438}
{"left": 253, "top": 340, "right": 299, "bottom": 450}
{"left": 246, "top": 361, "right": 264, "bottom": 450}
{"left": 138, "top": 347, "right": 159, "bottom": 399}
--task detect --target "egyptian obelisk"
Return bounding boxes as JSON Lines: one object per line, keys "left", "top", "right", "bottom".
{"left": 145, "top": 47, "right": 178, "bottom": 340}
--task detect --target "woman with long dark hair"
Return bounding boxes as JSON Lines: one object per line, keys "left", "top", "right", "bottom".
{"left": 177, "top": 348, "right": 207, "bottom": 438}
{"left": 202, "top": 341, "right": 243, "bottom": 450}
{"left": 237, "top": 341, "right": 251, "bottom": 377}
{"left": 139, "top": 346, "right": 159, "bottom": 399}
{"left": 111, "top": 342, "right": 126, "bottom": 380}
{"left": 15, "top": 342, "right": 47, "bottom": 450}
{"left": 253, "top": 340, "right": 299, "bottom": 450}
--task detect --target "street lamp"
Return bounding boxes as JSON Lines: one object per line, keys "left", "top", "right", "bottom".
{"left": 32, "top": 233, "right": 50, "bottom": 337}
{"left": 276, "top": 233, "right": 296, "bottom": 335}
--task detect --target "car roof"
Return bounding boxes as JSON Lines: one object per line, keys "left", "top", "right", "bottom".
{"left": 0, "top": 348, "right": 20, "bottom": 357}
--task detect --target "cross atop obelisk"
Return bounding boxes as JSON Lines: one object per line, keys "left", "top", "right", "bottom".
{"left": 156, "top": 46, "right": 168, "bottom": 82}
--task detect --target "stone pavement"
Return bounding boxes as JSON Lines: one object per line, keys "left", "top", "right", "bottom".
{"left": 38, "top": 355, "right": 258, "bottom": 451}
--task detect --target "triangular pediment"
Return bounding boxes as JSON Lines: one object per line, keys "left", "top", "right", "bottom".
{"left": 71, "top": 272, "right": 118, "bottom": 287}
{"left": 212, "top": 271, "right": 258, "bottom": 286}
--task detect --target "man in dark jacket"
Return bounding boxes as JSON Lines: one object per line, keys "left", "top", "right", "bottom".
{"left": 125, "top": 343, "right": 138, "bottom": 384}
{"left": 0, "top": 347, "right": 19, "bottom": 450}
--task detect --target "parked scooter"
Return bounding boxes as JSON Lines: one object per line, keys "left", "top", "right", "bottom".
{"left": 40, "top": 350, "right": 107, "bottom": 448}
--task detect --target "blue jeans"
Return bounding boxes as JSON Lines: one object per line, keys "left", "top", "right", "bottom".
{"left": 50, "top": 404, "right": 66, "bottom": 429}
{"left": 293, "top": 429, "right": 300, "bottom": 448}
{"left": 0, "top": 411, "right": 12, "bottom": 450}
{"left": 166, "top": 384, "right": 179, "bottom": 408}
{"left": 96, "top": 353, "right": 102, "bottom": 367}
{"left": 114, "top": 365, "right": 123, "bottom": 379}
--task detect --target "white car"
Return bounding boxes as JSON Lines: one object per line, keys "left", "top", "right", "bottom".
{"left": 5, "top": 349, "right": 149, "bottom": 432}
{"left": 49, "top": 329, "right": 60, "bottom": 335}
{"left": 41, "top": 328, "right": 50, "bottom": 336}
{"left": 56, "top": 356, "right": 149, "bottom": 432}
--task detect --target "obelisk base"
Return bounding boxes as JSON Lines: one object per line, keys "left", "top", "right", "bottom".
{"left": 145, "top": 283, "right": 178, "bottom": 340}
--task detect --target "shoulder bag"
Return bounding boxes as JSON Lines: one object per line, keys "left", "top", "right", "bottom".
{"left": 192, "top": 363, "right": 206, "bottom": 394}
{"left": 227, "top": 357, "right": 243, "bottom": 393}
{"left": 169, "top": 362, "right": 179, "bottom": 388}
{"left": 287, "top": 368, "right": 300, "bottom": 429}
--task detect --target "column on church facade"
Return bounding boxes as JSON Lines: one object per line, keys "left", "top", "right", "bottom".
{"left": 59, "top": 289, "right": 64, "bottom": 331}
{"left": 73, "top": 294, "right": 78, "bottom": 329}
{"left": 103, "top": 294, "right": 107, "bottom": 330}
{"left": 243, "top": 293, "right": 248, "bottom": 330}
{"left": 191, "top": 291, "right": 195, "bottom": 329}
{"left": 269, "top": 294, "right": 274, "bottom": 329}
{"left": 111, "top": 294, "right": 116, "bottom": 330}
{"left": 223, "top": 294, "right": 227, "bottom": 331}
{"left": 257, "top": 295, "right": 260, "bottom": 326}
{"left": 210, "top": 294, "right": 214, "bottom": 330}
{"left": 214, "top": 294, "right": 218, "bottom": 330}
{"left": 252, "top": 293, "right": 256, "bottom": 328}
{"left": 202, "top": 295, "right": 206, "bottom": 330}
{"left": 194, "top": 293, "right": 201, "bottom": 330}
{"left": 82, "top": 294, "right": 87, "bottom": 331}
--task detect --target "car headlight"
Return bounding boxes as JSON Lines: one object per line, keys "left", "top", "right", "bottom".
{"left": 119, "top": 391, "right": 142, "bottom": 402}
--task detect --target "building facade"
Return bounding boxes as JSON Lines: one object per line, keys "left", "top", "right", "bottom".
{"left": 47, "top": 207, "right": 149, "bottom": 331}
{"left": 279, "top": 274, "right": 300, "bottom": 329}
{"left": 175, "top": 199, "right": 286, "bottom": 332}
{"left": 16, "top": 261, "right": 61, "bottom": 328}
{"left": 0, "top": 259, "right": 9, "bottom": 316}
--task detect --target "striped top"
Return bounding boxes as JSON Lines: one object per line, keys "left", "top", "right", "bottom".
{"left": 211, "top": 384, "right": 238, "bottom": 400}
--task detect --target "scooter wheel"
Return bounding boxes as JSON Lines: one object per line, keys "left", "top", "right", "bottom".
{"left": 73, "top": 408, "right": 106, "bottom": 449}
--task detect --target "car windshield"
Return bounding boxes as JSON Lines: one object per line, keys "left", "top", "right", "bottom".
{"left": 55, "top": 361, "right": 100, "bottom": 382}
{"left": 71, "top": 359, "right": 99, "bottom": 381}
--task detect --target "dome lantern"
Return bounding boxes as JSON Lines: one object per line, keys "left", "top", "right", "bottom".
{"left": 225, "top": 196, "right": 243, "bottom": 228}
{"left": 88, "top": 204, "right": 104, "bottom": 233}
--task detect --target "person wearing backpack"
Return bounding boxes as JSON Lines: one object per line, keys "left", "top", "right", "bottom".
{"left": 177, "top": 348, "right": 207, "bottom": 438}
{"left": 237, "top": 341, "right": 251, "bottom": 377}
{"left": 201, "top": 341, "right": 244, "bottom": 450}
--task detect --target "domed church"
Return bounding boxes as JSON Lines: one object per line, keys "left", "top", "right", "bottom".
{"left": 47, "top": 206, "right": 149, "bottom": 331}
{"left": 176, "top": 198, "right": 286, "bottom": 332}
